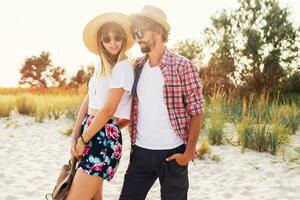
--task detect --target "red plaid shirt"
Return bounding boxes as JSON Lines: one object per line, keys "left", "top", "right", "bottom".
{"left": 129, "top": 48, "right": 204, "bottom": 145}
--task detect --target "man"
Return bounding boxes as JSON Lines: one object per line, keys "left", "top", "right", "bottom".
{"left": 120, "top": 5, "right": 204, "bottom": 200}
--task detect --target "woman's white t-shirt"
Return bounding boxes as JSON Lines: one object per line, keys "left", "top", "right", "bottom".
{"left": 88, "top": 60, "right": 134, "bottom": 119}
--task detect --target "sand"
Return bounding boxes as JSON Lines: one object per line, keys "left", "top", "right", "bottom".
{"left": 0, "top": 114, "right": 300, "bottom": 200}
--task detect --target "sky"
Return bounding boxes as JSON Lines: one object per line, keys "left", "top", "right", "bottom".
{"left": 0, "top": 0, "right": 299, "bottom": 87}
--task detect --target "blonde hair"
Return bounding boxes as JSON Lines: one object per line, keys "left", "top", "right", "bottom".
{"left": 96, "top": 22, "right": 128, "bottom": 77}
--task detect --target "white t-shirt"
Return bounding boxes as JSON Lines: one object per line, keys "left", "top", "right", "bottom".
{"left": 88, "top": 60, "right": 134, "bottom": 119}
{"left": 136, "top": 60, "right": 184, "bottom": 149}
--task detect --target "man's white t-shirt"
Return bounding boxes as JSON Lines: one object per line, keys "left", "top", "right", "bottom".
{"left": 136, "top": 60, "right": 184, "bottom": 149}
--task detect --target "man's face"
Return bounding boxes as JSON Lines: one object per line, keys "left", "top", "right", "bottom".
{"left": 132, "top": 26, "right": 156, "bottom": 53}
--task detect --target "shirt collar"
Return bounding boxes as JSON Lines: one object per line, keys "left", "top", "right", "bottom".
{"left": 160, "top": 47, "right": 171, "bottom": 66}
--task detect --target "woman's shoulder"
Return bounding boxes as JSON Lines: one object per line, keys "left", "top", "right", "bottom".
{"left": 93, "top": 61, "right": 101, "bottom": 72}
{"left": 114, "top": 59, "right": 133, "bottom": 72}
{"left": 115, "top": 59, "right": 132, "bottom": 67}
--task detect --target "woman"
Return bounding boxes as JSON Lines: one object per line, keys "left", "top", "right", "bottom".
{"left": 66, "top": 12, "right": 134, "bottom": 200}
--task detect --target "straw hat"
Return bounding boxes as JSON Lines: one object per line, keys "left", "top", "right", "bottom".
{"left": 129, "top": 5, "right": 170, "bottom": 32}
{"left": 83, "top": 12, "right": 134, "bottom": 55}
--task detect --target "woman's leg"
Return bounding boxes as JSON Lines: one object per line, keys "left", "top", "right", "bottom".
{"left": 66, "top": 169, "right": 103, "bottom": 200}
{"left": 92, "top": 188, "right": 103, "bottom": 200}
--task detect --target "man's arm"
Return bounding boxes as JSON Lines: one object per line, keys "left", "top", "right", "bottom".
{"left": 166, "top": 113, "right": 204, "bottom": 165}
{"left": 166, "top": 60, "right": 205, "bottom": 165}
{"left": 183, "top": 113, "right": 204, "bottom": 159}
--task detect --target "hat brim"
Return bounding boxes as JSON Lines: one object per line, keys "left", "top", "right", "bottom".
{"left": 83, "top": 12, "right": 134, "bottom": 55}
{"left": 129, "top": 13, "right": 170, "bottom": 32}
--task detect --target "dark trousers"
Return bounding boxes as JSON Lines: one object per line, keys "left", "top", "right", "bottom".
{"left": 119, "top": 144, "right": 189, "bottom": 200}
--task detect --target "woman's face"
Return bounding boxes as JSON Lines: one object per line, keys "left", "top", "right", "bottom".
{"left": 101, "top": 30, "right": 124, "bottom": 56}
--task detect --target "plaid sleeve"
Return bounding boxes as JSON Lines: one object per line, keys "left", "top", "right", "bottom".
{"left": 182, "top": 61, "right": 205, "bottom": 115}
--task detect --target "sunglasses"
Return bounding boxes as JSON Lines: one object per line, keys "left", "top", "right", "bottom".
{"left": 133, "top": 30, "right": 144, "bottom": 40}
{"left": 132, "top": 27, "right": 151, "bottom": 39}
{"left": 101, "top": 34, "right": 123, "bottom": 43}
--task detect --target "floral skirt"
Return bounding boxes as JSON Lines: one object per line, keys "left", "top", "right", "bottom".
{"left": 78, "top": 114, "right": 122, "bottom": 181}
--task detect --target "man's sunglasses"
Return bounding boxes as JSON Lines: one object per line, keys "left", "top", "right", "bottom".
{"left": 133, "top": 30, "right": 144, "bottom": 40}
{"left": 132, "top": 26, "right": 152, "bottom": 40}
{"left": 101, "top": 34, "right": 123, "bottom": 43}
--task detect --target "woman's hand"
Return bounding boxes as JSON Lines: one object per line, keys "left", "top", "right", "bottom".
{"left": 70, "top": 137, "right": 78, "bottom": 159}
{"left": 75, "top": 138, "right": 86, "bottom": 159}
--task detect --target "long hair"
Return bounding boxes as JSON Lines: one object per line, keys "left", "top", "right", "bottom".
{"left": 96, "top": 22, "right": 127, "bottom": 77}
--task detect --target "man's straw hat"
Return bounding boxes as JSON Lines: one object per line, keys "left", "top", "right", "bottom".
{"left": 129, "top": 5, "right": 170, "bottom": 32}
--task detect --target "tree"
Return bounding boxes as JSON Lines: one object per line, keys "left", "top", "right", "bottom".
{"left": 200, "top": 54, "right": 236, "bottom": 96}
{"left": 19, "top": 51, "right": 51, "bottom": 88}
{"left": 204, "top": 0, "right": 300, "bottom": 94}
{"left": 49, "top": 66, "right": 67, "bottom": 87}
{"left": 68, "top": 65, "right": 94, "bottom": 88}
{"left": 172, "top": 39, "right": 203, "bottom": 66}
{"left": 203, "top": 10, "right": 238, "bottom": 95}
{"left": 19, "top": 51, "right": 70, "bottom": 88}
{"left": 281, "top": 71, "right": 300, "bottom": 94}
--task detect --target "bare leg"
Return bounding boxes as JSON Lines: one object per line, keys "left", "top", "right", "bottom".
{"left": 92, "top": 188, "right": 103, "bottom": 200}
{"left": 66, "top": 169, "right": 103, "bottom": 200}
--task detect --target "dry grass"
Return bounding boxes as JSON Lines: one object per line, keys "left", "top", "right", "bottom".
{"left": 0, "top": 95, "right": 16, "bottom": 117}
{"left": 206, "top": 89, "right": 226, "bottom": 145}
{"left": 1, "top": 86, "right": 87, "bottom": 122}
{"left": 235, "top": 93, "right": 298, "bottom": 154}
{"left": 196, "top": 137, "right": 210, "bottom": 159}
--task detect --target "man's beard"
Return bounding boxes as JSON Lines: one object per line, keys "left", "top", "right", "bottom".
{"left": 139, "top": 39, "right": 156, "bottom": 53}
{"left": 141, "top": 45, "right": 150, "bottom": 53}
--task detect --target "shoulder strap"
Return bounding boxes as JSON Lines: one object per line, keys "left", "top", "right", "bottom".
{"left": 131, "top": 56, "right": 148, "bottom": 98}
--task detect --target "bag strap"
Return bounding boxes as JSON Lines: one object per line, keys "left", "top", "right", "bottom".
{"left": 45, "top": 158, "right": 78, "bottom": 200}
{"left": 70, "top": 157, "right": 78, "bottom": 172}
{"left": 129, "top": 56, "right": 148, "bottom": 152}
{"left": 131, "top": 56, "right": 148, "bottom": 103}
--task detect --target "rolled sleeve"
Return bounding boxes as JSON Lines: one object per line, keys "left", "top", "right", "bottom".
{"left": 182, "top": 61, "right": 205, "bottom": 115}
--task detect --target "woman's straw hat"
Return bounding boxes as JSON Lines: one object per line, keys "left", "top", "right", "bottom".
{"left": 83, "top": 12, "right": 134, "bottom": 55}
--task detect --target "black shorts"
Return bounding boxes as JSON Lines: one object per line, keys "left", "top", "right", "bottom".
{"left": 77, "top": 114, "right": 122, "bottom": 181}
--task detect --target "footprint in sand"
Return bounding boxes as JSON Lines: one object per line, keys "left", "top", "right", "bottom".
{"left": 5, "top": 196, "right": 18, "bottom": 200}
{"left": 240, "top": 190, "right": 252, "bottom": 196}
{"left": 4, "top": 179, "right": 14, "bottom": 185}
{"left": 230, "top": 186, "right": 240, "bottom": 192}
{"left": 222, "top": 192, "right": 234, "bottom": 199}
{"left": 265, "top": 171, "right": 276, "bottom": 178}
{"left": 24, "top": 190, "right": 35, "bottom": 196}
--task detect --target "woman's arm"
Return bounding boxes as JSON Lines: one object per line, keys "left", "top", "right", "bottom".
{"left": 75, "top": 88, "right": 124, "bottom": 156}
{"left": 70, "top": 94, "right": 89, "bottom": 158}
{"left": 71, "top": 95, "right": 89, "bottom": 140}
{"left": 118, "top": 119, "right": 130, "bottom": 129}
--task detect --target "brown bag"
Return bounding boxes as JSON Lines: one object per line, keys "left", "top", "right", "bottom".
{"left": 45, "top": 158, "right": 78, "bottom": 200}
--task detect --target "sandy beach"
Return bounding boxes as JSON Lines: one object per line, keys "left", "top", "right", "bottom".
{"left": 0, "top": 114, "right": 299, "bottom": 200}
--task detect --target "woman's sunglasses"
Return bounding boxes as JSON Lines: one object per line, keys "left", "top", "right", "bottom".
{"left": 101, "top": 34, "right": 123, "bottom": 43}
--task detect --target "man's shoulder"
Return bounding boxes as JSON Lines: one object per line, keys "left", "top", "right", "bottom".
{"left": 167, "top": 50, "right": 192, "bottom": 66}
{"left": 166, "top": 50, "right": 193, "bottom": 71}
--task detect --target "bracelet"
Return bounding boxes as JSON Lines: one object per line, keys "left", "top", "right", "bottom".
{"left": 80, "top": 134, "right": 88, "bottom": 146}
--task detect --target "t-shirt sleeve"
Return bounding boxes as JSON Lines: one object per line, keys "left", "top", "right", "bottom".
{"left": 109, "top": 60, "right": 134, "bottom": 93}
